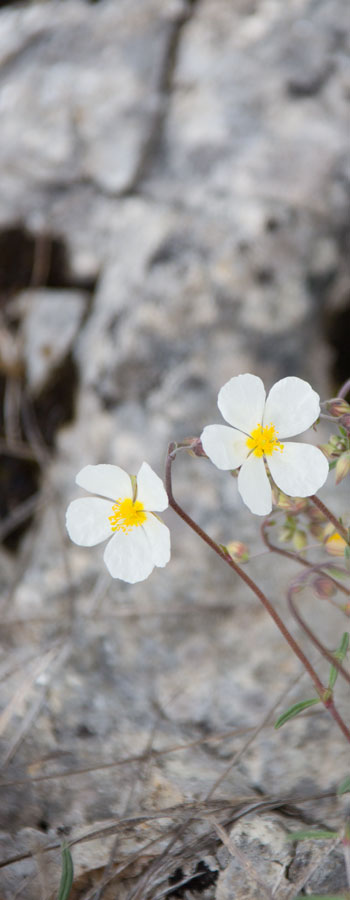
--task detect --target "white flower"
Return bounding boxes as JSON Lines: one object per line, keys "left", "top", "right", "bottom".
{"left": 201, "top": 374, "right": 329, "bottom": 516}
{"left": 66, "top": 462, "right": 170, "bottom": 583}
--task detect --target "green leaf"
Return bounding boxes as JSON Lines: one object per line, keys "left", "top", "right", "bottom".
{"left": 274, "top": 698, "right": 320, "bottom": 729}
{"left": 328, "top": 632, "right": 350, "bottom": 690}
{"left": 329, "top": 460, "right": 337, "bottom": 470}
{"left": 338, "top": 425, "right": 347, "bottom": 437}
{"left": 338, "top": 632, "right": 350, "bottom": 654}
{"left": 287, "top": 829, "right": 338, "bottom": 842}
{"left": 337, "top": 776, "right": 350, "bottom": 795}
{"left": 57, "top": 846, "right": 74, "bottom": 900}
{"left": 295, "top": 895, "right": 347, "bottom": 900}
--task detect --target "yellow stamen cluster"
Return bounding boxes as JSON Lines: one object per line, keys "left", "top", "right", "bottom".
{"left": 109, "top": 497, "right": 147, "bottom": 533}
{"left": 246, "top": 423, "right": 284, "bottom": 458}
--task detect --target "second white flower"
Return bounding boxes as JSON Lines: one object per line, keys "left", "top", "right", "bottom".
{"left": 201, "top": 374, "right": 329, "bottom": 515}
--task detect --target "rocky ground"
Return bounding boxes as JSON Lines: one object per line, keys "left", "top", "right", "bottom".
{"left": 0, "top": 0, "right": 349, "bottom": 897}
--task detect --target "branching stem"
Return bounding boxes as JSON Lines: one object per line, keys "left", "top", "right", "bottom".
{"left": 165, "top": 444, "right": 350, "bottom": 744}
{"left": 261, "top": 518, "right": 350, "bottom": 597}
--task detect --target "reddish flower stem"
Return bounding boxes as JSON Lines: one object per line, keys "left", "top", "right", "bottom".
{"left": 310, "top": 495, "right": 349, "bottom": 543}
{"left": 287, "top": 575, "right": 350, "bottom": 688}
{"left": 165, "top": 444, "right": 350, "bottom": 744}
{"left": 338, "top": 378, "right": 350, "bottom": 400}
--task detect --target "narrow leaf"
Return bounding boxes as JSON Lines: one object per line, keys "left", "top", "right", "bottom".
{"left": 57, "top": 846, "right": 74, "bottom": 900}
{"left": 295, "top": 895, "right": 347, "bottom": 900}
{"left": 337, "top": 776, "right": 350, "bottom": 795}
{"left": 274, "top": 698, "right": 320, "bottom": 729}
{"left": 287, "top": 829, "right": 338, "bottom": 841}
{"left": 328, "top": 632, "right": 349, "bottom": 690}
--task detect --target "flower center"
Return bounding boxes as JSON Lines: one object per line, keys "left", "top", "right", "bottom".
{"left": 109, "top": 497, "right": 147, "bottom": 533}
{"left": 246, "top": 423, "right": 284, "bottom": 458}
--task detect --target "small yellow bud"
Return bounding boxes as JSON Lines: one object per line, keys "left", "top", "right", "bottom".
{"left": 325, "top": 533, "right": 347, "bottom": 557}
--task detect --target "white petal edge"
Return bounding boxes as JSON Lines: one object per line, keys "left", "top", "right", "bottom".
{"left": 218, "top": 374, "right": 266, "bottom": 434}
{"left": 142, "top": 514, "right": 171, "bottom": 567}
{"left": 136, "top": 461, "right": 168, "bottom": 511}
{"left": 238, "top": 455, "right": 272, "bottom": 515}
{"left": 201, "top": 424, "right": 249, "bottom": 470}
{"left": 263, "top": 377, "right": 320, "bottom": 439}
{"left": 66, "top": 497, "right": 114, "bottom": 546}
{"left": 76, "top": 464, "right": 132, "bottom": 500}
{"left": 103, "top": 527, "right": 154, "bottom": 583}
{"left": 268, "top": 442, "right": 329, "bottom": 497}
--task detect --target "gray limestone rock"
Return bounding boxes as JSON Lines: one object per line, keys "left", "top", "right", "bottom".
{"left": 18, "top": 288, "right": 87, "bottom": 395}
{"left": 0, "top": 0, "right": 349, "bottom": 898}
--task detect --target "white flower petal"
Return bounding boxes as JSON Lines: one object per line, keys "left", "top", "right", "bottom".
{"left": 136, "top": 461, "right": 168, "bottom": 511}
{"left": 104, "top": 527, "right": 154, "bottom": 583}
{"left": 218, "top": 374, "right": 266, "bottom": 434}
{"left": 142, "top": 514, "right": 171, "bottom": 567}
{"left": 263, "top": 377, "right": 320, "bottom": 439}
{"left": 76, "top": 464, "right": 132, "bottom": 500}
{"left": 268, "top": 443, "right": 329, "bottom": 497}
{"left": 201, "top": 424, "right": 249, "bottom": 470}
{"left": 238, "top": 455, "right": 272, "bottom": 515}
{"left": 66, "top": 497, "right": 113, "bottom": 546}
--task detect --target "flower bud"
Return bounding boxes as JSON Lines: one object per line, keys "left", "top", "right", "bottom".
{"left": 226, "top": 540, "right": 250, "bottom": 563}
{"left": 277, "top": 492, "right": 307, "bottom": 513}
{"left": 186, "top": 438, "right": 208, "bottom": 458}
{"left": 325, "top": 533, "right": 347, "bottom": 556}
{"left": 340, "top": 414, "right": 350, "bottom": 431}
{"left": 326, "top": 398, "right": 350, "bottom": 417}
{"left": 312, "top": 575, "right": 337, "bottom": 599}
{"left": 335, "top": 451, "right": 350, "bottom": 485}
{"left": 292, "top": 529, "right": 307, "bottom": 551}
{"left": 319, "top": 443, "right": 333, "bottom": 460}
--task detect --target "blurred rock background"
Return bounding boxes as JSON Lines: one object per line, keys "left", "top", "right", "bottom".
{"left": 0, "top": 0, "right": 349, "bottom": 897}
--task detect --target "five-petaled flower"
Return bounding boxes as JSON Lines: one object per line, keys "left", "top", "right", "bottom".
{"left": 66, "top": 462, "right": 170, "bottom": 583}
{"left": 201, "top": 374, "right": 329, "bottom": 515}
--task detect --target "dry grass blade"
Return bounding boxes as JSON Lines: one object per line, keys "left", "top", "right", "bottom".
{"left": 0, "top": 647, "right": 61, "bottom": 739}
{"left": 1, "top": 642, "right": 71, "bottom": 769}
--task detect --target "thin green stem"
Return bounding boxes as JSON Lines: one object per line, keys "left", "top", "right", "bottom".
{"left": 165, "top": 445, "right": 350, "bottom": 744}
